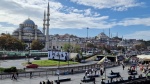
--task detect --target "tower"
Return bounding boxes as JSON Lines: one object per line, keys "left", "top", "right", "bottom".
{"left": 43, "top": 11, "right": 46, "bottom": 35}
{"left": 45, "top": 2, "right": 50, "bottom": 50}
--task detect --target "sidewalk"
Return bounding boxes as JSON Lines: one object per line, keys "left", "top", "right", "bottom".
{"left": 1, "top": 65, "right": 146, "bottom": 84}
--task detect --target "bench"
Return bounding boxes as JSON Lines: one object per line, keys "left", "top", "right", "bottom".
{"left": 87, "top": 75, "right": 99, "bottom": 78}
{"left": 81, "top": 77, "right": 95, "bottom": 82}
{"left": 128, "top": 71, "right": 137, "bottom": 75}
{"left": 54, "top": 78, "right": 71, "bottom": 83}
{"left": 110, "top": 72, "right": 120, "bottom": 77}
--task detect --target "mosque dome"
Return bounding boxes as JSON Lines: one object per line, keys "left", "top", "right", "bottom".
{"left": 23, "top": 18, "right": 35, "bottom": 25}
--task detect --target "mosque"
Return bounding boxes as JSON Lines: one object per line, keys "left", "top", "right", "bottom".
{"left": 12, "top": 3, "right": 50, "bottom": 50}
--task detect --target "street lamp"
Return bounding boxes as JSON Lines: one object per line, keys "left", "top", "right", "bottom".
{"left": 104, "top": 56, "right": 107, "bottom": 79}
{"left": 68, "top": 37, "right": 70, "bottom": 68}
{"left": 86, "top": 27, "right": 89, "bottom": 54}
{"left": 57, "top": 53, "right": 60, "bottom": 84}
{"left": 28, "top": 34, "right": 31, "bottom": 64}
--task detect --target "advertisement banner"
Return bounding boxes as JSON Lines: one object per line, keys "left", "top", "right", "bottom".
{"left": 48, "top": 50, "right": 70, "bottom": 61}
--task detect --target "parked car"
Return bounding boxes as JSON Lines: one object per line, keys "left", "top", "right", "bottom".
{"left": 34, "top": 56, "right": 40, "bottom": 60}
{"left": 26, "top": 64, "right": 38, "bottom": 68}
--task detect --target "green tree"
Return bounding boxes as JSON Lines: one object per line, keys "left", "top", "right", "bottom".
{"left": 31, "top": 40, "right": 44, "bottom": 50}
{"left": 63, "top": 43, "right": 72, "bottom": 52}
{"left": 73, "top": 44, "right": 80, "bottom": 53}
{"left": 117, "top": 46, "right": 125, "bottom": 53}
{"left": 0, "top": 34, "right": 26, "bottom": 50}
{"left": 87, "top": 43, "right": 95, "bottom": 48}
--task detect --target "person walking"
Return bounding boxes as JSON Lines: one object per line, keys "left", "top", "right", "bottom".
{"left": 11, "top": 73, "right": 17, "bottom": 80}
{"left": 11, "top": 73, "right": 15, "bottom": 80}
{"left": 122, "top": 64, "right": 125, "bottom": 70}
{"left": 30, "top": 72, "right": 32, "bottom": 78}
{"left": 100, "top": 68, "right": 103, "bottom": 76}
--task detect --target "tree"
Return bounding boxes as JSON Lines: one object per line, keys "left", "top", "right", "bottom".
{"left": 117, "top": 46, "right": 125, "bottom": 53}
{"left": 0, "top": 34, "right": 26, "bottom": 50}
{"left": 31, "top": 40, "right": 44, "bottom": 50}
{"left": 87, "top": 43, "right": 95, "bottom": 48}
{"left": 73, "top": 44, "right": 80, "bottom": 53}
{"left": 62, "top": 43, "right": 72, "bottom": 52}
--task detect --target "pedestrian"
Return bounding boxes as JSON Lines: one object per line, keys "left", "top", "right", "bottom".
{"left": 16, "top": 72, "right": 19, "bottom": 77}
{"left": 85, "top": 71, "right": 87, "bottom": 76}
{"left": 93, "top": 78, "right": 95, "bottom": 84}
{"left": 71, "top": 68, "right": 74, "bottom": 74}
{"left": 91, "top": 69, "right": 94, "bottom": 74}
{"left": 123, "top": 64, "right": 125, "bottom": 70}
{"left": 51, "top": 81, "right": 53, "bottom": 84}
{"left": 11, "top": 73, "right": 15, "bottom": 80}
{"left": 111, "top": 70, "right": 113, "bottom": 74}
{"left": 24, "top": 67, "right": 25, "bottom": 70}
{"left": 46, "top": 79, "right": 51, "bottom": 84}
{"left": 100, "top": 68, "right": 103, "bottom": 76}
{"left": 39, "top": 81, "right": 42, "bottom": 84}
{"left": 30, "top": 72, "right": 32, "bottom": 78}
{"left": 94, "top": 69, "right": 97, "bottom": 75}
{"left": 43, "top": 81, "right": 46, "bottom": 84}
{"left": 12, "top": 73, "right": 17, "bottom": 80}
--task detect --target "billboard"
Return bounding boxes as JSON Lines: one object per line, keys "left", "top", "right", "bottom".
{"left": 48, "top": 51, "right": 70, "bottom": 61}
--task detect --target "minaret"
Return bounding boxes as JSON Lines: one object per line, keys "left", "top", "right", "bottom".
{"left": 43, "top": 10, "right": 46, "bottom": 35}
{"left": 45, "top": 2, "right": 50, "bottom": 50}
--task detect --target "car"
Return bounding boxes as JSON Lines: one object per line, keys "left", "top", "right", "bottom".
{"left": 34, "top": 56, "right": 40, "bottom": 60}
{"left": 26, "top": 64, "right": 38, "bottom": 68}
{"left": 80, "top": 60, "right": 86, "bottom": 63}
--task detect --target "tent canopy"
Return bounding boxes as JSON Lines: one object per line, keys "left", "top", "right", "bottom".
{"left": 137, "top": 55, "right": 150, "bottom": 61}
{"left": 97, "top": 56, "right": 106, "bottom": 64}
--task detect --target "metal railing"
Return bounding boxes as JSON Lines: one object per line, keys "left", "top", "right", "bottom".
{"left": 0, "top": 62, "right": 118, "bottom": 79}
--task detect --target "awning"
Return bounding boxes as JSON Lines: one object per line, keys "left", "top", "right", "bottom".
{"left": 97, "top": 56, "right": 106, "bottom": 64}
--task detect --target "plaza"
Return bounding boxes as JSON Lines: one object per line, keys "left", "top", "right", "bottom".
{"left": 0, "top": 58, "right": 146, "bottom": 84}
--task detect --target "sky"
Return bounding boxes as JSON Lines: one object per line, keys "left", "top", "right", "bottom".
{"left": 0, "top": 0, "right": 150, "bottom": 40}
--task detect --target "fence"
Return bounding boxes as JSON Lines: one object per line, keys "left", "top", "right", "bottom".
{"left": 0, "top": 62, "right": 118, "bottom": 79}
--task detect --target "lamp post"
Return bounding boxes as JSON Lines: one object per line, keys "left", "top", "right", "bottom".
{"left": 68, "top": 37, "right": 70, "bottom": 68}
{"left": 104, "top": 56, "right": 107, "bottom": 79}
{"left": 86, "top": 27, "right": 89, "bottom": 54}
{"left": 57, "top": 53, "right": 60, "bottom": 84}
{"left": 103, "top": 50, "right": 107, "bottom": 79}
{"left": 28, "top": 34, "right": 31, "bottom": 64}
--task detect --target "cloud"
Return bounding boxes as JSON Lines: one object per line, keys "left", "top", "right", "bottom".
{"left": 0, "top": 0, "right": 149, "bottom": 41}
{"left": 118, "top": 17, "right": 150, "bottom": 26}
{"left": 0, "top": 24, "right": 16, "bottom": 34}
{"left": 70, "top": 0, "right": 144, "bottom": 11}
{"left": 0, "top": 0, "right": 115, "bottom": 31}
{"left": 124, "top": 31, "right": 150, "bottom": 41}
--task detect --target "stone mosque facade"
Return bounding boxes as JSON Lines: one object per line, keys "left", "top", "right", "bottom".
{"left": 12, "top": 3, "right": 50, "bottom": 50}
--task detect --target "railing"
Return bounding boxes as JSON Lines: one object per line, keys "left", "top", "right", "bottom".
{"left": 0, "top": 62, "right": 118, "bottom": 79}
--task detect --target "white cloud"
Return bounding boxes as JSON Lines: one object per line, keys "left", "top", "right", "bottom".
{"left": 0, "top": 0, "right": 115, "bottom": 33}
{"left": 118, "top": 17, "right": 150, "bottom": 26}
{"left": 0, "top": 0, "right": 149, "bottom": 41}
{"left": 124, "top": 31, "right": 150, "bottom": 41}
{"left": 0, "top": 24, "right": 16, "bottom": 34}
{"left": 70, "top": 0, "right": 144, "bottom": 11}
